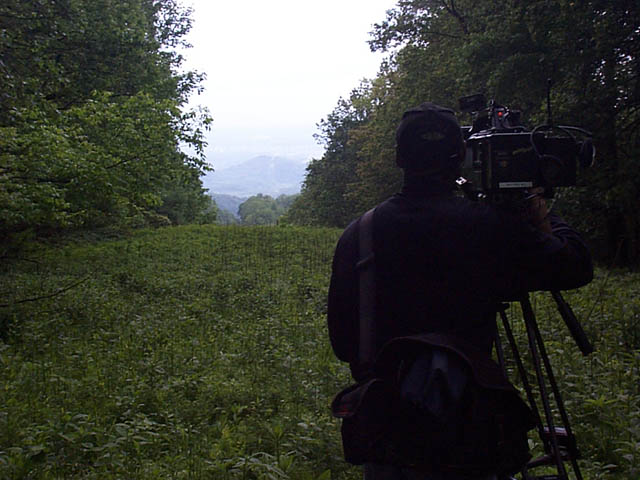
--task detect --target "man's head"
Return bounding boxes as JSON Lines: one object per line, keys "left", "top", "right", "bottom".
{"left": 395, "top": 102, "right": 464, "bottom": 177}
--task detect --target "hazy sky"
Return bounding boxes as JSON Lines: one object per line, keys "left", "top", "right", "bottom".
{"left": 181, "top": 0, "right": 397, "bottom": 169}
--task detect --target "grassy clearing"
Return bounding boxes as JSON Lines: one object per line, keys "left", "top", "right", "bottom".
{"left": 0, "top": 225, "right": 638, "bottom": 479}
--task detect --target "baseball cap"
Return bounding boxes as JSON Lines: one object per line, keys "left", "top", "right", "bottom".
{"left": 395, "top": 102, "right": 464, "bottom": 173}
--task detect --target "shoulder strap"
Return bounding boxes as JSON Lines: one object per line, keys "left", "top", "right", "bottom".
{"left": 357, "top": 208, "right": 377, "bottom": 372}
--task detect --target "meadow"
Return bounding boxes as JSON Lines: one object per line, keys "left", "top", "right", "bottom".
{"left": 0, "top": 225, "right": 638, "bottom": 479}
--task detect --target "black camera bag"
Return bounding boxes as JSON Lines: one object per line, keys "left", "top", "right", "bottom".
{"left": 331, "top": 333, "right": 534, "bottom": 476}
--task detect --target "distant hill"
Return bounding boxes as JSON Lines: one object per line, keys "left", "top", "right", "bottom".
{"left": 210, "top": 193, "right": 246, "bottom": 218}
{"left": 202, "top": 155, "right": 307, "bottom": 198}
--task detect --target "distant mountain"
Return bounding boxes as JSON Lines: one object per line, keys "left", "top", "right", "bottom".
{"left": 210, "top": 193, "right": 246, "bottom": 218}
{"left": 202, "top": 155, "right": 307, "bottom": 198}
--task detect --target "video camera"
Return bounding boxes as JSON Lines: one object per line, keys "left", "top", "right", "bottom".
{"left": 457, "top": 94, "right": 595, "bottom": 201}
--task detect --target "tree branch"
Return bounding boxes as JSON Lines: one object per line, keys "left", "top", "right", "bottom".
{"left": 441, "top": 0, "right": 469, "bottom": 35}
{"left": 0, "top": 276, "right": 90, "bottom": 308}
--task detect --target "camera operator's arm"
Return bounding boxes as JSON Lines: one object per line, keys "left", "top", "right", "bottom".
{"left": 545, "top": 214, "right": 594, "bottom": 289}
{"left": 511, "top": 198, "right": 593, "bottom": 293}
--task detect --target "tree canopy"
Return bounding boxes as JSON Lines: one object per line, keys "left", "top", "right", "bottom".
{"left": 1, "top": 0, "right": 213, "bottom": 244}
{"left": 238, "top": 194, "right": 298, "bottom": 226}
{"left": 289, "top": 0, "right": 640, "bottom": 265}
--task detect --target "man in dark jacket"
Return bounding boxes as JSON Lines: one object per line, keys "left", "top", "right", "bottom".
{"left": 327, "top": 102, "right": 593, "bottom": 479}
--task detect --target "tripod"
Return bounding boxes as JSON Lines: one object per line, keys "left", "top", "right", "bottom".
{"left": 494, "top": 291, "right": 593, "bottom": 480}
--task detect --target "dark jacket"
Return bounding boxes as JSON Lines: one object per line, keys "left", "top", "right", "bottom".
{"left": 328, "top": 182, "right": 593, "bottom": 381}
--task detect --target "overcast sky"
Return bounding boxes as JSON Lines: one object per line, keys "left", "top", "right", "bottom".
{"left": 181, "top": 0, "right": 397, "bottom": 169}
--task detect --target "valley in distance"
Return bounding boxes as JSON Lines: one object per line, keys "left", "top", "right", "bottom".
{"left": 202, "top": 155, "right": 308, "bottom": 218}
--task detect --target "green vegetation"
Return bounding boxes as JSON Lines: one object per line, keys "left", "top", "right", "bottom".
{"left": 1, "top": 226, "right": 639, "bottom": 479}
{"left": 1, "top": 226, "right": 344, "bottom": 479}
{"left": 1, "top": 2, "right": 638, "bottom": 477}
{"left": 216, "top": 208, "right": 241, "bottom": 226}
{"left": 0, "top": 0, "right": 213, "bottom": 243}
{"left": 211, "top": 194, "right": 299, "bottom": 226}
{"left": 238, "top": 194, "right": 298, "bottom": 226}
{"left": 288, "top": 1, "right": 640, "bottom": 266}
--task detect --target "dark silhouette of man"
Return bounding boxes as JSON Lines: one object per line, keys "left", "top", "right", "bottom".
{"left": 328, "top": 102, "right": 593, "bottom": 479}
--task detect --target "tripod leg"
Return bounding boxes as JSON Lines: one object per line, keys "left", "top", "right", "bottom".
{"left": 520, "top": 295, "right": 572, "bottom": 480}
{"left": 525, "top": 299, "right": 584, "bottom": 480}
{"left": 493, "top": 312, "right": 508, "bottom": 378}
{"left": 498, "top": 307, "right": 546, "bottom": 448}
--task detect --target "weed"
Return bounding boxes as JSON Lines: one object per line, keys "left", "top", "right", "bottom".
{"left": 0, "top": 225, "right": 638, "bottom": 478}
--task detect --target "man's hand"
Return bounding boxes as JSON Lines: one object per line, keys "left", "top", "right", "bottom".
{"left": 526, "top": 188, "right": 552, "bottom": 234}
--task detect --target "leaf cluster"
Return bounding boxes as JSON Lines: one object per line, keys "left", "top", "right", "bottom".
{"left": 0, "top": 226, "right": 638, "bottom": 478}
{"left": 0, "top": 0, "right": 214, "bottom": 246}
{"left": 289, "top": 0, "right": 640, "bottom": 265}
{"left": 0, "top": 225, "right": 347, "bottom": 479}
{"left": 238, "top": 194, "right": 299, "bottom": 226}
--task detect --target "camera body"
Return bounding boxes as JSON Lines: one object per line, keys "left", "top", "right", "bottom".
{"left": 458, "top": 94, "right": 593, "bottom": 201}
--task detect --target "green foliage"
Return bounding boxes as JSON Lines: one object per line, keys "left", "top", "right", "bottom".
{"left": 294, "top": 0, "right": 640, "bottom": 264}
{"left": 0, "top": 225, "right": 348, "bottom": 479}
{"left": 283, "top": 86, "right": 390, "bottom": 228}
{"left": 238, "top": 194, "right": 298, "bottom": 226}
{"left": 0, "top": 227, "right": 639, "bottom": 479}
{"left": 1, "top": 92, "right": 211, "bottom": 234}
{"left": 0, "top": 0, "right": 199, "bottom": 110}
{"left": 500, "top": 279, "right": 640, "bottom": 479}
{"left": 156, "top": 180, "right": 217, "bottom": 226}
{"left": 216, "top": 208, "right": 240, "bottom": 226}
{"left": 0, "top": 0, "right": 213, "bottom": 243}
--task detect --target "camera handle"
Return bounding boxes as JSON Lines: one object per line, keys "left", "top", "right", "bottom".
{"left": 495, "top": 293, "right": 587, "bottom": 480}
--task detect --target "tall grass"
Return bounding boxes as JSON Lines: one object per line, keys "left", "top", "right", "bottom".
{"left": 0, "top": 225, "right": 638, "bottom": 479}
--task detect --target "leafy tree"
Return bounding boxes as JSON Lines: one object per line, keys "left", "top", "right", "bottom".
{"left": 296, "top": 0, "right": 640, "bottom": 264}
{"left": 156, "top": 179, "right": 217, "bottom": 226}
{"left": 238, "top": 193, "right": 297, "bottom": 226}
{"left": 283, "top": 85, "right": 378, "bottom": 227}
{"left": 274, "top": 193, "right": 298, "bottom": 212}
{"left": 215, "top": 207, "right": 239, "bottom": 226}
{"left": 0, "top": 0, "right": 201, "bottom": 112}
{"left": 371, "top": 0, "right": 640, "bottom": 264}
{"left": 0, "top": 0, "right": 212, "bottom": 243}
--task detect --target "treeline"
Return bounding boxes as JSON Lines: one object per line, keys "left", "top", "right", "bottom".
{"left": 0, "top": 0, "right": 214, "bottom": 247}
{"left": 217, "top": 193, "right": 298, "bottom": 226}
{"left": 287, "top": 1, "right": 639, "bottom": 266}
